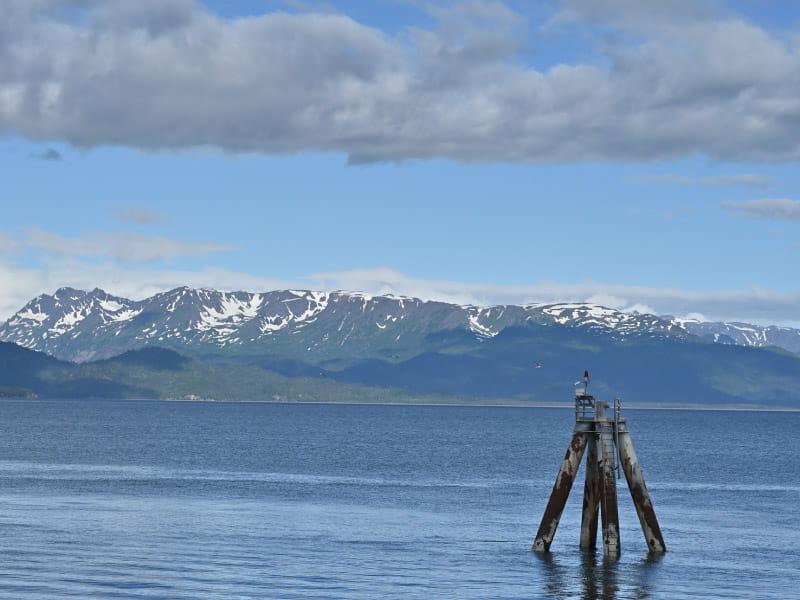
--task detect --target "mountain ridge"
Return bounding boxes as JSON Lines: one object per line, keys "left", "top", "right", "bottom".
{"left": 1, "top": 287, "right": 799, "bottom": 407}
{"left": 1, "top": 286, "right": 798, "bottom": 362}
{"left": 0, "top": 341, "right": 430, "bottom": 404}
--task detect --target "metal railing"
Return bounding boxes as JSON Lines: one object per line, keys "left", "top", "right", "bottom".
{"left": 614, "top": 396, "right": 622, "bottom": 479}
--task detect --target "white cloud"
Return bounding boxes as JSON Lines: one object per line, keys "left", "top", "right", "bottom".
{"left": 112, "top": 205, "right": 167, "bottom": 225}
{"left": 308, "top": 267, "right": 800, "bottom": 326}
{"left": 0, "top": 233, "right": 19, "bottom": 253}
{"left": 47, "top": 262, "right": 293, "bottom": 302}
{"left": 721, "top": 199, "right": 800, "bottom": 221}
{"left": 0, "top": 259, "right": 797, "bottom": 326}
{"left": 629, "top": 174, "right": 774, "bottom": 188}
{"left": 626, "top": 303, "right": 657, "bottom": 315}
{"left": 2, "top": 1, "right": 800, "bottom": 162}
{"left": 0, "top": 260, "right": 47, "bottom": 319}
{"left": 0, "top": 257, "right": 294, "bottom": 320}
{"left": 23, "top": 228, "right": 235, "bottom": 261}
{"left": 680, "top": 312, "right": 708, "bottom": 322}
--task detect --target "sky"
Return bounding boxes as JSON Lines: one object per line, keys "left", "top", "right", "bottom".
{"left": 1, "top": 0, "right": 799, "bottom": 326}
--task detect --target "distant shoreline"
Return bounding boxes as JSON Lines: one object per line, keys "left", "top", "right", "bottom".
{"left": 2, "top": 396, "right": 798, "bottom": 412}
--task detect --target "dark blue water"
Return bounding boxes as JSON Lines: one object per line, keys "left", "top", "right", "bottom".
{"left": 0, "top": 400, "right": 797, "bottom": 599}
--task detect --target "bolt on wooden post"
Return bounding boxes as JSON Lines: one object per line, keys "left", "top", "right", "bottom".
{"left": 532, "top": 371, "right": 666, "bottom": 557}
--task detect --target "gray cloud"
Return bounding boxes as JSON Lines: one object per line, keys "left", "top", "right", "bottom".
{"left": 90, "top": 0, "right": 197, "bottom": 36}
{"left": 277, "top": 0, "right": 336, "bottom": 14}
{"left": 552, "top": 0, "right": 722, "bottom": 31}
{"left": 1, "top": 1, "right": 800, "bottom": 162}
{"left": 31, "top": 148, "right": 63, "bottom": 161}
{"left": 0, "top": 233, "right": 18, "bottom": 253}
{"left": 629, "top": 174, "right": 774, "bottom": 188}
{"left": 23, "top": 228, "right": 235, "bottom": 262}
{"left": 113, "top": 205, "right": 167, "bottom": 225}
{"left": 721, "top": 199, "right": 800, "bottom": 221}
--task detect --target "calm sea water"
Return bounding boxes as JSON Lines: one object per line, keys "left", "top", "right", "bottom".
{"left": 0, "top": 400, "right": 796, "bottom": 599}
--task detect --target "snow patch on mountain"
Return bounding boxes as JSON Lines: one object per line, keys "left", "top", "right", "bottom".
{"left": 109, "top": 308, "right": 142, "bottom": 322}
{"left": 532, "top": 303, "right": 680, "bottom": 337}
{"left": 678, "top": 320, "right": 800, "bottom": 353}
{"left": 99, "top": 299, "right": 124, "bottom": 312}
{"left": 14, "top": 309, "right": 49, "bottom": 324}
{"left": 466, "top": 307, "right": 499, "bottom": 338}
{"left": 542, "top": 303, "right": 620, "bottom": 325}
{"left": 285, "top": 292, "right": 328, "bottom": 326}
{"left": 51, "top": 308, "right": 89, "bottom": 335}
{"left": 1, "top": 286, "right": 798, "bottom": 361}
{"left": 197, "top": 294, "right": 264, "bottom": 332}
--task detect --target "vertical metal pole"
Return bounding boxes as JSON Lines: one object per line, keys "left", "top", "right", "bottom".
{"left": 579, "top": 434, "right": 600, "bottom": 549}
{"left": 613, "top": 398, "right": 621, "bottom": 480}
{"left": 617, "top": 429, "right": 666, "bottom": 553}
{"left": 533, "top": 431, "right": 589, "bottom": 552}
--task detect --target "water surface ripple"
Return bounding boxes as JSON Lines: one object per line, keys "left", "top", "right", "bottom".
{"left": 0, "top": 400, "right": 796, "bottom": 599}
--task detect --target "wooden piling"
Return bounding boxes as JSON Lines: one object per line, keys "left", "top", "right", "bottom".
{"left": 597, "top": 418, "right": 620, "bottom": 557}
{"left": 579, "top": 436, "right": 600, "bottom": 550}
{"left": 532, "top": 431, "right": 588, "bottom": 552}
{"left": 617, "top": 429, "right": 666, "bottom": 553}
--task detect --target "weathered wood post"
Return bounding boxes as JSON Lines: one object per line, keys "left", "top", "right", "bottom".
{"left": 596, "top": 401, "right": 620, "bottom": 557}
{"left": 617, "top": 424, "right": 666, "bottom": 553}
{"left": 532, "top": 429, "right": 589, "bottom": 552}
{"left": 532, "top": 372, "right": 665, "bottom": 557}
{"left": 579, "top": 437, "right": 600, "bottom": 549}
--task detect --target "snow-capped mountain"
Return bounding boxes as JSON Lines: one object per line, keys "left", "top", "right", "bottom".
{"left": 1, "top": 287, "right": 483, "bottom": 361}
{"left": 532, "top": 303, "right": 686, "bottom": 337}
{"left": 677, "top": 320, "right": 800, "bottom": 354}
{"left": 0, "top": 287, "right": 796, "bottom": 362}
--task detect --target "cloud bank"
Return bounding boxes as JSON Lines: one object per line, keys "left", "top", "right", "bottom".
{"left": 1, "top": 225, "right": 798, "bottom": 325}
{"left": 3, "top": 0, "right": 800, "bottom": 162}
{"left": 0, "top": 252, "right": 797, "bottom": 327}
{"left": 0, "top": 227, "right": 239, "bottom": 316}
{"left": 310, "top": 267, "right": 800, "bottom": 326}
{"left": 23, "top": 228, "right": 235, "bottom": 262}
{"left": 629, "top": 174, "right": 774, "bottom": 188}
{"left": 721, "top": 199, "right": 800, "bottom": 221}
{"left": 112, "top": 205, "right": 167, "bottom": 226}
{"left": 31, "top": 148, "right": 63, "bottom": 161}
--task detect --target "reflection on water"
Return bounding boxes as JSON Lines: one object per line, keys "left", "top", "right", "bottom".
{"left": 535, "top": 551, "right": 664, "bottom": 600}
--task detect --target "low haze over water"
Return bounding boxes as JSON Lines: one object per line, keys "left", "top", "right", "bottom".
{"left": 0, "top": 400, "right": 796, "bottom": 599}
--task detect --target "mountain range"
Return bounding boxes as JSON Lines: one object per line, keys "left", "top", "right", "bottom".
{"left": 1, "top": 286, "right": 799, "bottom": 407}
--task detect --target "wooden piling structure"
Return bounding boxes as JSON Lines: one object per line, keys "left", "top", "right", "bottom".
{"left": 579, "top": 437, "right": 600, "bottom": 550}
{"left": 532, "top": 430, "right": 589, "bottom": 552}
{"left": 617, "top": 426, "right": 666, "bottom": 553}
{"left": 532, "top": 372, "right": 665, "bottom": 557}
{"left": 597, "top": 412, "right": 621, "bottom": 557}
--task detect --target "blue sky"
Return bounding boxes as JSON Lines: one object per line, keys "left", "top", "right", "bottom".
{"left": 0, "top": 0, "right": 799, "bottom": 325}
